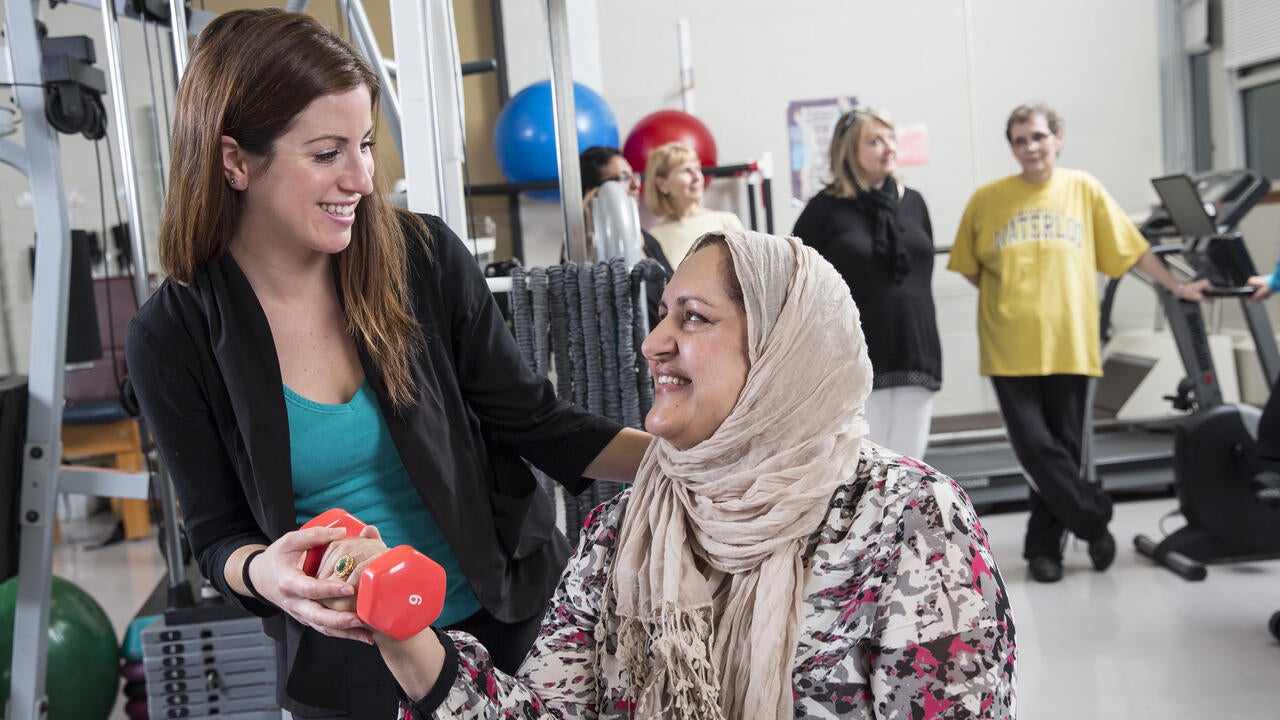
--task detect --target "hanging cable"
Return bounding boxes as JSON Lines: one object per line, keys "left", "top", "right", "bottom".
{"left": 578, "top": 262, "right": 603, "bottom": 416}
{"left": 529, "top": 268, "right": 551, "bottom": 378}
{"left": 93, "top": 139, "right": 123, "bottom": 397}
{"left": 562, "top": 262, "right": 587, "bottom": 409}
{"left": 509, "top": 265, "right": 534, "bottom": 371}
{"left": 140, "top": 20, "right": 167, "bottom": 194}
{"left": 150, "top": 19, "right": 174, "bottom": 153}
{"left": 630, "top": 259, "right": 664, "bottom": 419}
{"left": 102, "top": 134, "right": 138, "bottom": 307}
{"left": 610, "top": 258, "right": 641, "bottom": 430}
{"left": 546, "top": 265, "right": 573, "bottom": 400}
{"left": 594, "top": 263, "right": 620, "bottom": 423}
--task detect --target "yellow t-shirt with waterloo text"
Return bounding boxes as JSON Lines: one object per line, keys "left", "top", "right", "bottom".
{"left": 948, "top": 169, "right": 1149, "bottom": 377}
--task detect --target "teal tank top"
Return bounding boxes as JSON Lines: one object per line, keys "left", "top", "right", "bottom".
{"left": 285, "top": 380, "right": 481, "bottom": 627}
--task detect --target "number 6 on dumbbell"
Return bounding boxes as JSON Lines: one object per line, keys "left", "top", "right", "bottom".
{"left": 301, "top": 508, "right": 447, "bottom": 640}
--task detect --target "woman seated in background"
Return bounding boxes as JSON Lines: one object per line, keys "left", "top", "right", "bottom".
{"left": 642, "top": 141, "right": 746, "bottom": 264}
{"left": 580, "top": 145, "right": 672, "bottom": 329}
{"left": 580, "top": 145, "right": 672, "bottom": 274}
{"left": 328, "top": 230, "right": 1017, "bottom": 718}
{"left": 793, "top": 105, "right": 941, "bottom": 461}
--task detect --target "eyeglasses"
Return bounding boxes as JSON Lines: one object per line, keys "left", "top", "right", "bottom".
{"left": 1010, "top": 132, "right": 1053, "bottom": 148}
{"left": 835, "top": 107, "right": 866, "bottom": 139}
{"left": 604, "top": 171, "right": 640, "bottom": 185}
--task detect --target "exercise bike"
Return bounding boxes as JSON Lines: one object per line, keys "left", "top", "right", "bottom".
{"left": 1131, "top": 169, "right": 1280, "bottom": 586}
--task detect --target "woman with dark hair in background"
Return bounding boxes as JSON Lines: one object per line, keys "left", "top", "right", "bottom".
{"left": 125, "top": 9, "right": 648, "bottom": 717}
{"left": 580, "top": 145, "right": 671, "bottom": 328}
{"left": 792, "top": 106, "right": 941, "bottom": 461}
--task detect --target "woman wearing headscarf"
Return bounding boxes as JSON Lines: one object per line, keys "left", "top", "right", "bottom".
{"left": 336, "top": 231, "right": 1016, "bottom": 718}
{"left": 793, "top": 106, "right": 941, "bottom": 460}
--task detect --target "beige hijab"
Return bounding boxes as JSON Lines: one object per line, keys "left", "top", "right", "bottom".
{"left": 607, "top": 230, "right": 873, "bottom": 719}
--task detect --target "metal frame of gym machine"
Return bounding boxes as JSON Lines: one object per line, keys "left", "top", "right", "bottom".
{"left": 0, "top": 0, "right": 215, "bottom": 716}
{"left": 383, "top": 0, "right": 594, "bottom": 270}
{"left": 1131, "top": 172, "right": 1280, "bottom": 580}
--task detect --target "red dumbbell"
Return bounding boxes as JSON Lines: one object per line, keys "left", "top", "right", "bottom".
{"left": 357, "top": 545, "right": 447, "bottom": 640}
{"left": 301, "top": 508, "right": 369, "bottom": 576}
{"left": 300, "top": 508, "right": 447, "bottom": 640}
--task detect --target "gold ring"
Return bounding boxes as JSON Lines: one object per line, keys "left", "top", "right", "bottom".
{"left": 334, "top": 554, "right": 356, "bottom": 580}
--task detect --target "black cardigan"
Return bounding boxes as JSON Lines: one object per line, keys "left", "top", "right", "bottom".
{"left": 792, "top": 188, "right": 942, "bottom": 390}
{"left": 126, "top": 213, "right": 620, "bottom": 716}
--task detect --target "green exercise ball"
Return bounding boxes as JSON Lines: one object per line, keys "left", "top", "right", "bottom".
{"left": 0, "top": 575, "right": 120, "bottom": 720}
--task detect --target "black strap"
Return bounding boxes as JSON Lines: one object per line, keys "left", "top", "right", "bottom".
{"left": 242, "top": 547, "right": 269, "bottom": 603}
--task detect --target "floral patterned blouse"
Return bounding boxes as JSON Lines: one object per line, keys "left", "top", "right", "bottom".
{"left": 405, "top": 444, "right": 1017, "bottom": 718}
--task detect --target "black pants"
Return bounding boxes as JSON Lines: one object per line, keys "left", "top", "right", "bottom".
{"left": 287, "top": 607, "right": 544, "bottom": 719}
{"left": 992, "top": 375, "right": 1113, "bottom": 559}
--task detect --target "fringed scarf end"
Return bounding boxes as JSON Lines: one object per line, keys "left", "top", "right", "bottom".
{"left": 616, "top": 604, "right": 725, "bottom": 719}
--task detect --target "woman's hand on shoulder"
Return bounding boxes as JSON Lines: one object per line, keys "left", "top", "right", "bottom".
{"left": 249, "top": 525, "right": 376, "bottom": 643}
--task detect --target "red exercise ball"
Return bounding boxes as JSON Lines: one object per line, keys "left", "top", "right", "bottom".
{"left": 622, "top": 109, "right": 718, "bottom": 175}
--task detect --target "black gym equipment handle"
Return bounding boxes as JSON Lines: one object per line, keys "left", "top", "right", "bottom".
{"left": 1133, "top": 534, "right": 1207, "bottom": 581}
{"left": 1203, "top": 286, "right": 1259, "bottom": 298}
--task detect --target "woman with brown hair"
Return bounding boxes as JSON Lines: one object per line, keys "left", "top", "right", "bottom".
{"left": 125, "top": 9, "right": 648, "bottom": 718}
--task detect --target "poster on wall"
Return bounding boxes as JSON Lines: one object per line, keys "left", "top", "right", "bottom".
{"left": 787, "top": 96, "right": 857, "bottom": 207}
{"left": 896, "top": 124, "right": 930, "bottom": 167}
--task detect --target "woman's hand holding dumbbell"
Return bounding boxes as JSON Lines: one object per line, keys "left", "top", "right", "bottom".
{"left": 241, "top": 525, "right": 368, "bottom": 643}
{"left": 302, "top": 509, "right": 449, "bottom": 641}
{"left": 312, "top": 524, "right": 391, "bottom": 643}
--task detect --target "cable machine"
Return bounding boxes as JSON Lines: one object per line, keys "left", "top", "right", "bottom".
{"left": 0, "top": 1, "right": 217, "bottom": 716}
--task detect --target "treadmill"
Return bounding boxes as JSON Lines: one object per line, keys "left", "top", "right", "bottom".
{"left": 926, "top": 168, "right": 1273, "bottom": 509}
{"left": 1133, "top": 168, "right": 1280, "bottom": 578}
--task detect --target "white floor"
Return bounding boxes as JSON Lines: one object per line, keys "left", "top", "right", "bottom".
{"left": 37, "top": 495, "right": 1280, "bottom": 719}
{"left": 977, "top": 497, "right": 1280, "bottom": 719}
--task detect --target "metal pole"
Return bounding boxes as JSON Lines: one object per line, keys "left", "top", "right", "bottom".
{"left": 1242, "top": 301, "right": 1280, "bottom": 387}
{"left": 1159, "top": 290, "right": 1225, "bottom": 409}
{"left": 390, "top": 0, "right": 468, "bottom": 236}
{"left": 340, "top": 0, "right": 403, "bottom": 155}
{"left": 546, "top": 0, "right": 586, "bottom": 262}
{"left": 4, "top": 0, "right": 75, "bottom": 715}
{"left": 100, "top": 0, "right": 152, "bottom": 306}
{"left": 168, "top": 0, "right": 190, "bottom": 82}
{"left": 677, "top": 18, "right": 695, "bottom": 114}
{"left": 390, "top": 0, "right": 447, "bottom": 218}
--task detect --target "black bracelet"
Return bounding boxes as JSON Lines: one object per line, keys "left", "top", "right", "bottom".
{"left": 242, "top": 548, "right": 269, "bottom": 603}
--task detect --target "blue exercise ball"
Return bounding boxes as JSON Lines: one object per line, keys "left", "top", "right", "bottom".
{"left": 494, "top": 80, "right": 619, "bottom": 200}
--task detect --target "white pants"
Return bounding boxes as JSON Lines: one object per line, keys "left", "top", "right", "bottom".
{"left": 863, "top": 386, "right": 935, "bottom": 460}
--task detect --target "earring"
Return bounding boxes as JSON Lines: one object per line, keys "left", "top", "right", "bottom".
{"left": 228, "top": 177, "right": 237, "bottom": 186}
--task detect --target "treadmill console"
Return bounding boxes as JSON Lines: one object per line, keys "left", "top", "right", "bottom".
{"left": 1140, "top": 168, "right": 1271, "bottom": 240}
{"left": 1141, "top": 168, "right": 1271, "bottom": 287}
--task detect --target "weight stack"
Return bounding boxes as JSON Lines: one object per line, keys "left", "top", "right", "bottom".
{"left": 140, "top": 610, "right": 278, "bottom": 719}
